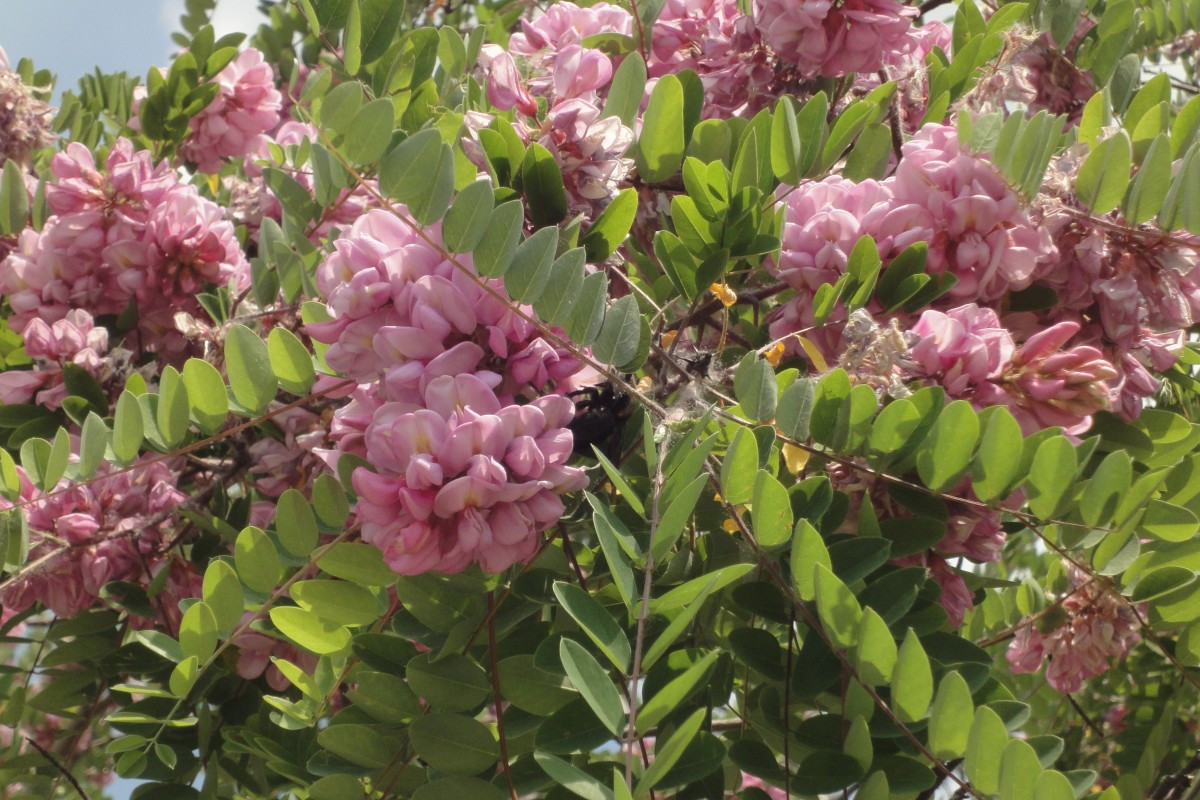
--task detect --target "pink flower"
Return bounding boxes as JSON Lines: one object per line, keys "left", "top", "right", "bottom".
{"left": 0, "top": 62, "right": 54, "bottom": 166}
{"left": 909, "top": 304, "right": 1015, "bottom": 399}
{"left": 181, "top": 48, "right": 283, "bottom": 173}
{"left": 767, "top": 176, "right": 893, "bottom": 361}
{"left": 755, "top": 0, "right": 916, "bottom": 78}
{"left": 648, "top": 0, "right": 773, "bottom": 116}
{"left": 509, "top": 2, "right": 633, "bottom": 57}
{"left": 353, "top": 378, "right": 587, "bottom": 575}
{"left": 1007, "top": 569, "right": 1141, "bottom": 693}
{"left": 1001, "top": 321, "right": 1118, "bottom": 435}
{"left": 479, "top": 45, "right": 538, "bottom": 116}
{"left": 873, "top": 124, "right": 1056, "bottom": 302}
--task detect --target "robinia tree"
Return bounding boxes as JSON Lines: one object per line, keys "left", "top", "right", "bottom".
{"left": 1, "top": 0, "right": 1200, "bottom": 797}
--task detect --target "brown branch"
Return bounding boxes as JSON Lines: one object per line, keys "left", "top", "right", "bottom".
{"left": 488, "top": 593, "right": 519, "bottom": 800}
{"left": 25, "top": 737, "right": 90, "bottom": 800}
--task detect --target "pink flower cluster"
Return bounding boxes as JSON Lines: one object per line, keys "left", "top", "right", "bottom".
{"left": 354, "top": 375, "right": 587, "bottom": 574}
{"left": 0, "top": 309, "right": 113, "bottom": 409}
{"left": 475, "top": 2, "right": 635, "bottom": 215}
{"left": 0, "top": 51, "right": 54, "bottom": 167}
{"left": 754, "top": 0, "right": 918, "bottom": 78}
{"left": 771, "top": 125, "right": 1056, "bottom": 345}
{"left": 308, "top": 209, "right": 588, "bottom": 575}
{"left": 181, "top": 48, "right": 283, "bottom": 173}
{"left": 0, "top": 460, "right": 186, "bottom": 619}
{"left": 1007, "top": 569, "right": 1141, "bottom": 693}
{"left": 910, "top": 304, "right": 1117, "bottom": 435}
{"left": 0, "top": 138, "right": 248, "bottom": 360}
{"left": 647, "top": 0, "right": 774, "bottom": 117}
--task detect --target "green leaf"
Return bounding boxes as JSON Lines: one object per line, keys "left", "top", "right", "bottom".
{"left": 407, "top": 652, "right": 490, "bottom": 710}
{"left": 380, "top": 130, "right": 455, "bottom": 224}
{"left": 179, "top": 601, "right": 218, "bottom": 662}
{"left": 1080, "top": 450, "right": 1131, "bottom": 528}
{"left": 533, "top": 248, "right": 586, "bottom": 326}
{"left": 473, "top": 199, "right": 523, "bottom": 277}
{"left": 916, "top": 400, "right": 978, "bottom": 493}
{"left": 341, "top": 0, "right": 362, "bottom": 73}
{"left": 343, "top": 98, "right": 394, "bottom": 165}
{"left": 534, "top": 752, "right": 614, "bottom": 800}
{"left": 443, "top": 178, "right": 494, "bottom": 253}
{"left": 854, "top": 607, "right": 897, "bottom": 685}
{"left": 267, "top": 327, "right": 316, "bottom": 396}
{"left": 155, "top": 367, "right": 190, "bottom": 449}
{"left": 553, "top": 581, "right": 631, "bottom": 671}
{"left": 637, "top": 651, "right": 718, "bottom": 733}
{"left": 437, "top": 25, "right": 467, "bottom": 79}
{"left": 641, "top": 576, "right": 722, "bottom": 670}
{"left": 1123, "top": 133, "right": 1172, "bottom": 224}
{"left": 790, "top": 519, "right": 830, "bottom": 601}
{"left": 1139, "top": 500, "right": 1199, "bottom": 542}
{"left": 777, "top": 378, "right": 814, "bottom": 442}
{"left": 181, "top": 358, "right": 228, "bottom": 435}
{"left": 1131, "top": 565, "right": 1196, "bottom": 602}
{"left": 928, "top": 671, "right": 974, "bottom": 760}
{"left": 998, "top": 738, "right": 1042, "bottom": 800}
{"left": 317, "top": 724, "right": 401, "bottom": 769}
{"left": 721, "top": 427, "right": 759, "bottom": 505}
{"left": 270, "top": 606, "right": 350, "bottom": 654}
{"left": 734, "top": 352, "right": 777, "bottom": 422}
{"left": 814, "top": 563, "right": 862, "bottom": 648}
{"left": 317, "top": 542, "right": 398, "bottom": 586}
{"left": 291, "top": 579, "right": 380, "bottom": 626}
{"left": 112, "top": 390, "right": 144, "bottom": 464}
{"left": 234, "top": 525, "right": 282, "bottom": 594}
{"left": 964, "top": 706, "right": 1008, "bottom": 795}
{"left": 592, "top": 295, "right": 642, "bottom": 367}
{"left": 891, "top": 629, "right": 933, "bottom": 724}
{"left": 521, "top": 143, "right": 569, "bottom": 227}
{"left": 582, "top": 188, "right": 637, "bottom": 262}
{"left": 1159, "top": 143, "right": 1200, "bottom": 234}
{"left": 1034, "top": 771, "right": 1076, "bottom": 800}
{"left": 559, "top": 638, "right": 625, "bottom": 736}
{"left": 1026, "top": 435, "right": 1076, "bottom": 519}
{"left": 770, "top": 96, "right": 803, "bottom": 184}
{"left": 652, "top": 473, "right": 707, "bottom": 562}
{"left": 78, "top": 412, "right": 107, "bottom": 479}
{"left": 635, "top": 74, "right": 685, "bottom": 184}
{"left": 497, "top": 655, "right": 575, "bottom": 716}
{"left": 601, "top": 53, "right": 646, "bottom": 128}
{"left": 752, "top": 470, "right": 793, "bottom": 548}
{"left": 225, "top": 323, "right": 277, "bottom": 413}
{"left": 1075, "top": 131, "right": 1132, "bottom": 214}
{"left": 201, "top": 560, "right": 243, "bottom": 634}
{"left": 971, "top": 407, "right": 1023, "bottom": 502}
{"left": 0, "top": 159, "right": 29, "bottom": 235}
{"left": 505, "top": 226, "right": 557, "bottom": 303}
{"left": 636, "top": 708, "right": 705, "bottom": 794}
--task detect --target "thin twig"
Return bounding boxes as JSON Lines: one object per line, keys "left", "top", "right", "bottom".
{"left": 488, "top": 593, "right": 520, "bottom": 800}
{"left": 25, "top": 737, "right": 90, "bottom": 800}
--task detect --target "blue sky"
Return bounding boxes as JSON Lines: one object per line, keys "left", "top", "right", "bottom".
{"left": 0, "top": 0, "right": 268, "bottom": 93}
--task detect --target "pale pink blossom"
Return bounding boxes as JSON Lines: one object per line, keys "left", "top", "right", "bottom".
{"left": 181, "top": 48, "right": 282, "bottom": 173}
{"left": 755, "top": 0, "right": 917, "bottom": 78}
{"left": 1007, "top": 568, "right": 1141, "bottom": 693}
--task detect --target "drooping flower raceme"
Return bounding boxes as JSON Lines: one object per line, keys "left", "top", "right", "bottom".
{"left": 309, "top": 208, "right": 589, "bottom": 576}
{"left": 181, "top": 48, "right": 283, "bottom": 173}
{"left": 1007, "top": 569, "right": 1142, "bottom": 693}
{"left": 871, "top": 124, "right": 1056, "bottom": 302}
{"left": 0, "top": 137, "right": 249, "bottom": 359}
{"left": 754, "top": 0, "right": 917, "bottom": 78}
{"left": 354, "top": 375, "right": 588, "bottom": 575}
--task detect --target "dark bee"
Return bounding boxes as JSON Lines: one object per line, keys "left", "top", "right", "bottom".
{"left": 567, "top": 382, "right": 634, "bottom": 459}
